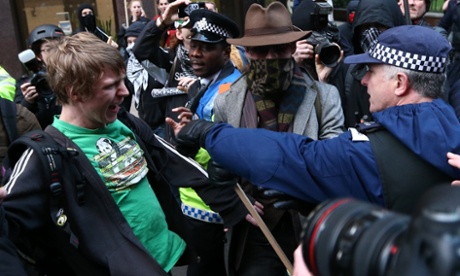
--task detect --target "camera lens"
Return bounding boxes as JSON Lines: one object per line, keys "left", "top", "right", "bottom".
{"left": 302, "top": 198, "right": 410, "bottom": 276}
{"left": 316, "top": 42, "right": 341, "bottom": 68}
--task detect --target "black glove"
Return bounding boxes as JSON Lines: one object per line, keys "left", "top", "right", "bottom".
{"left": 207, "top": 159, "right": 238, "bottom": 186}
{"left": 176, "top": 119, "right": 216, "bottom": 150}
{"left": 261, "top": 188, "right": 317, "bottom": 216}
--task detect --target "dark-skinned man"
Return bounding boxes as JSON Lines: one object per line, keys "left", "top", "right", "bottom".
{"left": 170, "top": 9, "right": 244, "bottom": 276}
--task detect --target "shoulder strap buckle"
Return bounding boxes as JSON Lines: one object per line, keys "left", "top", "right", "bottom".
{"left": 355, "top": 121, "right": 384, "bottom": 134}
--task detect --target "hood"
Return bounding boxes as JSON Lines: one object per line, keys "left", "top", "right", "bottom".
{"left": 347, "top": 0, "right": 360, "bottom": 14}
{"left": 346, "top": 0, "right": 359, "bottom": 24}
{"left": 77, "top": 3, "right": 94, "bottom": 20}
{"left": 77, "top": 3, "right": 95, "bottom": 31}
{"left": 352, "top": 0, "right": 406, "bottom": 53}
{"left": 373, "top": 99, "right": 460, "bottom": 179}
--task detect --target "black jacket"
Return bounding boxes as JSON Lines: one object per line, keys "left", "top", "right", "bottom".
{"left": 2, "top": 110, "right": 245, "bottom": 275}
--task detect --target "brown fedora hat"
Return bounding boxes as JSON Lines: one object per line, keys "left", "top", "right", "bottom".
{"left": 227, "top": 2, "right": 311, "bottom": 47}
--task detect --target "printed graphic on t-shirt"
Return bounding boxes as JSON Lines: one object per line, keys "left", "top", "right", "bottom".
{"left": 93, "top": 137, "right": 148, "bottom": 192}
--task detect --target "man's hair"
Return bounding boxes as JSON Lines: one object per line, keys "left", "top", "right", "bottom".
{"left": 128, "top": 0, "right": 143, "bottom": 8}
{"left": 46, "top": 32, "right": 126, "bottom": 104}
{"left": 382, "top": 64, "right": 445, "bottom": 99}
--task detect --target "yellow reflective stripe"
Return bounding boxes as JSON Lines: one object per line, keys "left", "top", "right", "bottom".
{"left": 0, "top": 67, "right": 16, "bottom": 101}
{"left": 179, "top": 187, "right": 214, "bottom": 212}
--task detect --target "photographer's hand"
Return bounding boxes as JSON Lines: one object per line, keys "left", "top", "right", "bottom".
{"left": 315, "top": 43, "right": 343, "bottom": 83}
{"left": 293, "top": 40, "right": 315, "bottom": 65}
{"left": 20, "top": 82, "right": 38, "bottom": 103}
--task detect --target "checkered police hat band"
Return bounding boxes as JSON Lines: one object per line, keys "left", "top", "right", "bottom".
{"left": 195, "top": 18, "right": 231, "bottom": 38}
{"left": 370, "top": 43, "right": 447, "bottom": 73}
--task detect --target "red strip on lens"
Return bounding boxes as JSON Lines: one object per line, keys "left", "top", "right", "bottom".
{"left": 308, "top": 198, "right": 351, "bottom": 275}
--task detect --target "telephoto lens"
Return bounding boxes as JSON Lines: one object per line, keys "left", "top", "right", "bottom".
{"left": 306, "top": 32, "right": 341, "bottom": 67}
{"left": 302, "top": 185, "right": 460, "bottom": 276}
{"left": 302, "top": 198, "right": 409, "bottom": 276}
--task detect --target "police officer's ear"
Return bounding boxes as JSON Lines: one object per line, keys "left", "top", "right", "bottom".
{"left": 394, "top": 71, "right": 411, "bottom": 97}
{"left": 222, "top": 43, "right": 231, "bottom": 57}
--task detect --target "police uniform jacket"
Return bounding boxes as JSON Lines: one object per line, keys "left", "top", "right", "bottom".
{"left": 205, "top": 99, "right": 460, "bottom": 213}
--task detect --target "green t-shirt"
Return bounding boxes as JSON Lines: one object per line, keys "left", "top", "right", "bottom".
{"left": 53, "top": 117, "right": 185, "bottom": 272}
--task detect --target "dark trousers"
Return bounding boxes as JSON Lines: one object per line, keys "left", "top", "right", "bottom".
{"left": 236, "top": 213, "right": 295, "bottom": 276}
{"left": 184, "top": 216, "right": 227, "bottom": 276}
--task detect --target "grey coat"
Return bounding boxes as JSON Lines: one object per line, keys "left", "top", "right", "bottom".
{"left": 214, "top": 73, "right": 345, "bottom": 140}
{"left": 213, "top": 72, "right": 345, "bottom": 274}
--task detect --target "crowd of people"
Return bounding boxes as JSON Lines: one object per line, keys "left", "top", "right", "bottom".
{"left": 1, "top": 0, "right": 460, "bottom": 275}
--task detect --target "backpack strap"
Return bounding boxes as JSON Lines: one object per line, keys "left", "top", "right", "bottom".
{"left": 5, "top": 129, "right": 81, "bottom": 246}
{"left": 0, "top": 98, "right": 18, "bottom": 144}
{"left": 45, "top": 126, "right": 87, "bottom": 207}
{"left": 363, "top": 126, "right": 452, "bottom": 214}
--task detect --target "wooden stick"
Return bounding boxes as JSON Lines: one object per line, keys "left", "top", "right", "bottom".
{"left": 234, "top": 184, "right": 293, "bottom": 275}
{"left": 124, "top": 0, "right": 130, "bottom": 28}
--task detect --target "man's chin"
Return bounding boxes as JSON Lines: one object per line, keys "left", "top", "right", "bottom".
{"left": 104, "top": 112, "right": 118, "bottom": 125}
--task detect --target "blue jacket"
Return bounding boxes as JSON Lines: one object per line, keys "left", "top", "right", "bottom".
{"left": 204, "top": 99, "right": 460, "bottom": 207}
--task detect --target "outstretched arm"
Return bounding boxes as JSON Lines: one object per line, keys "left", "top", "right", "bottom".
{"left": 173, "top": 120, "right": 383, "bottom": 205}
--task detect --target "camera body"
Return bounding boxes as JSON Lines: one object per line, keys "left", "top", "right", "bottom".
{"left": 29, "top": 71, "right": 54, "bottom": 99}
{"left": 305, "top": 1, "right": 341, "bottom": 67}
{"left": 178, "top": 2, "right": 206, "bottom": 17}
{"left": 302, "top": 185, "right": 460, "bottom": 276}
{"left": 18, "top": 49, "right": 54, "bottom": 99}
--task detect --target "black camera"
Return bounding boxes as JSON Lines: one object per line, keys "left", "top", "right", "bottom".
{"left": 18, "top": 49, "right": 54, "bottom": 99}
{"left": 306, "top": 1, "right": 341, "bottom": 67}
{"left": 178, "top": 2, "right": 206, "bottom": 18}
{"left": 302, "top": 185, "right": 460, "bottom": 275}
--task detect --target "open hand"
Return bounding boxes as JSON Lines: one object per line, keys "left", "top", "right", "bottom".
{"left": 447, "top": 152, "right": 460, "bottom": 186}
{"left": 165, "top": 106, "right": 193, "bottom": 136}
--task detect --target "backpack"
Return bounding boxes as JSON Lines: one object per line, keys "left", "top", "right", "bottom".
{"left": 3, "top": 128, "right": 87, "bottom": 226}
{"left": 2, "top": 129, "right": 83, "bottom": 275}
